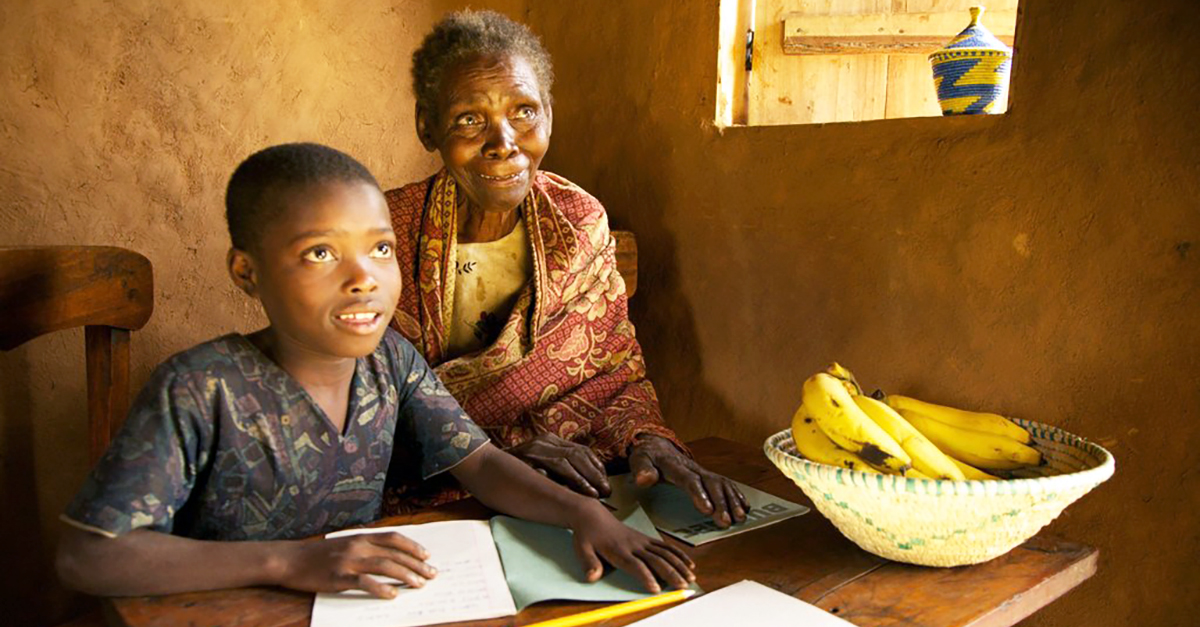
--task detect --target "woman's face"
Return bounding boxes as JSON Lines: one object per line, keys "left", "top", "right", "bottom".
{"left": 419, "top": 53, "right": 551, "bottom": 215}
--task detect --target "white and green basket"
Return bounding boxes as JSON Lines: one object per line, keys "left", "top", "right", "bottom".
{"left": 764, "top": 419, "right": 1114, "bottom": 567}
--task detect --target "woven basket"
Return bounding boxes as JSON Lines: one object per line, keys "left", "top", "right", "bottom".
{"left": 929, "top": 6, "right": 1013, "bottom": 115}
{"left": 764, "top": 419, "right": 1114, "bottom": 567}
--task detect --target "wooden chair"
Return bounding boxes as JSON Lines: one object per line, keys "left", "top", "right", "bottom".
{"left": 0, "top": 246, "right": 154, "bottom": 465}
{"left": 613, "top": 230, "right": 638, "bottom": 297}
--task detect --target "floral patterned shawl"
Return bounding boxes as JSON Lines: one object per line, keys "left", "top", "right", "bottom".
{"left": 381, "top": 170, "right": 686, "bottom": 512}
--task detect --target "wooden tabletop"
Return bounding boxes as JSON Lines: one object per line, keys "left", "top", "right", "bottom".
{"left": 105, "top": 437, "right": 1097, "bottom": 627}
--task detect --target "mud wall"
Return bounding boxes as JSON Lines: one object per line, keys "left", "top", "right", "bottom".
{"left": 0, "top": 1, "right": 523, "bottom": 623}
{"left": 526, "top": 0, "right": 1199, "bottom": 625}
{"left": 3, "top": 0, "right": 1197, "bottom": 624}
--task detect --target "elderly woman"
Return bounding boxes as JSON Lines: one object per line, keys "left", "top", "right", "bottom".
{"left": 383, "top": 10, "right": 747, "bottom": 528}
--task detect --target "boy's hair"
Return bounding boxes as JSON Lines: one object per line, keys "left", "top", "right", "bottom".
{"left": 225, "top": 142, "right": 380, "bottom": 252}
{"left": 412, "top": 10, "right": 554, "bottom": 122}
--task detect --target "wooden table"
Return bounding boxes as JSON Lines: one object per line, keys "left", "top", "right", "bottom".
{"left": 105, "top": 437, "right": 1097, "bottom": 627}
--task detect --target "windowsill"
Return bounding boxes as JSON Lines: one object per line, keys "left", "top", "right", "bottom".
{"left": 714, "top": 110, "right": 1010, "bottom": 134}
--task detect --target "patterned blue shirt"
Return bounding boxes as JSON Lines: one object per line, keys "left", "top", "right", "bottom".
{"left": 63, "top": 329, "right": 488, "bottom": 541}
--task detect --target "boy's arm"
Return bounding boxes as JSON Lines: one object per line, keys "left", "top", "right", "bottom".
{"left": 56, "top": 523, "right": 437, "bottom": 598}
{"left": 390, "top": 336, "right": 692, "bottom": 592}
{"left": 449, "top": 443, "right": 695, "bottom": 593}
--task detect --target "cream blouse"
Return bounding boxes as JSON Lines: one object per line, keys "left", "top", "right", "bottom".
{"left": 446, "top": 217, "right": 533, "bottom": 359}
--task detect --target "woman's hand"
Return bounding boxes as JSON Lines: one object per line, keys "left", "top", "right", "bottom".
{"left": 273, "top": 532, "right": 438, "bottom": 599}
{"left": 629, "top": 435, "right": 750, "bottom": 528}
{"left": 507, "top": 432, "right": 611, "bottom": 498}
{"left": 569, "top": 501, "right": 695, "bottom": 593}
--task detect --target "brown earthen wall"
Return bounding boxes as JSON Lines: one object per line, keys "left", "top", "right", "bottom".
{"left": 526, "top": 0, "right": 1199, "bottom": 625}
{"left": 0, "top": 1, "right": 524, "bottom": 624}
{"left": 4, "top": 0, "right": 1198, "bottom": 625}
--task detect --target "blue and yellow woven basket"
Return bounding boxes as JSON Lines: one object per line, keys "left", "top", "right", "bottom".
{"left": 929, "top": 6, "right": 1013, "bottom": 115}
{"left": 764, "top": 418, "right": 1114, "bottom": 567}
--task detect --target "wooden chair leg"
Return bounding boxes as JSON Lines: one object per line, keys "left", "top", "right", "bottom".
{"left": 85, "top": 325, "right": 130, "bottom": 465}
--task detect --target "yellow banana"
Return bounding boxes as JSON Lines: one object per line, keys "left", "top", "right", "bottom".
{"left": 802, "top": 373, "right": 911, "bottom": 473}
{"left": 949, "top": 456, "right": 1000, "bottom": 481}
{"left": 790, "top": 405, "right": 879, "bottom": 473}
{"left": 886, "top": 395, "right": 1031, "bottom": 444}
{"left": 824, "top": 362, "right": 863, "bottom": 395}
{"left": 905, "top": 468, "right": 933, "bottom": 480}
{"left": 853, "top": 396, "right": 966, "bottom": 481}
{"left": 899, "top": 409, "right": 1042, "bottom": 470}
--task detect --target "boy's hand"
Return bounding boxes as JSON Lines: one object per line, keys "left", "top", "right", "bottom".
{"left": 629, "top": 435, "right": 750, "bottom": 528}
{"left": 508, "top": 433, "right": 611, "bottom": 498}
{"left": 568, "top": 501, "right": 695, "bottom": 593}
{"left": 274, "top": 532, "right": 437, "bottom": 599}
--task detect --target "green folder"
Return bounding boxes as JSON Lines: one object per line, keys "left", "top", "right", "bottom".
{"left": 490, "top": 505, "right": 701, "bottom": 610}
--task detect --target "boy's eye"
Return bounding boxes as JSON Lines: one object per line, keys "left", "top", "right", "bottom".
{"left": 371, "top": 242, "right": 394, "bottom": 258}
{"left": 302, "top": 247, "right": 336, "bottom": 263}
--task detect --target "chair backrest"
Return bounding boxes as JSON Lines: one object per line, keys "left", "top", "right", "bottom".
{"left": 612, "top": 230, "right": 638, "bottom": 297}
{"left": 0, "top": 246, "right": 154, "bottom": 464}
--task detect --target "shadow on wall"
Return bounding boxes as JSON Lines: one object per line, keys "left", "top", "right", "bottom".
{"left": 611, "top": 125, "right": 744, "bottom": 444}
{"left": 0, "top": 346, "right": 86, "bottom": 625}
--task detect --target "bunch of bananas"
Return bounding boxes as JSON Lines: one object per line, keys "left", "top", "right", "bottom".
{"left": 790, "top": 364, "right": 1041, "bottom": 480}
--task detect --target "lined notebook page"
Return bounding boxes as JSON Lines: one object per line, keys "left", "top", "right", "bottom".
{"left": 310, "top": 520, "right": 516, "bottom": 627}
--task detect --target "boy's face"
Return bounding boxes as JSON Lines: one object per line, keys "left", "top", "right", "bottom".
{"left": 229, "top": 180, "right": 401, "bottom": 360}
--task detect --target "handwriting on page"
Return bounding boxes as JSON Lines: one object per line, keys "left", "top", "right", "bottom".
{"left": 310, "top": 520, "right": 517, "bottom": 627}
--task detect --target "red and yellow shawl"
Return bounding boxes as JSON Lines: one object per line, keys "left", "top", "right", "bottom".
{"left": 382, "top": 170, "right": 685, "bottom": 512}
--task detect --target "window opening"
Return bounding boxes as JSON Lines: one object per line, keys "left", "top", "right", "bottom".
{"left": 717, "top": 0, "right": 1019, "bottom": 127}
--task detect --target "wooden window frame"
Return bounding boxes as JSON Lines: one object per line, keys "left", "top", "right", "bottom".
{"left": 716, "top": 1, "right": 1019, "bottom": 128}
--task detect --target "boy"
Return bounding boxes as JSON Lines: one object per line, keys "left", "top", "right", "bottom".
{"left": 56, "top": 143, "right": 693, "bottom": 599}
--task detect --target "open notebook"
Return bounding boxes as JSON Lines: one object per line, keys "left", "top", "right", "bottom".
{"left": 603, "top": 474, "right": 809, "bottom": 545}
{"left": 310, "top": 505, "right": 698, "bottom": 627}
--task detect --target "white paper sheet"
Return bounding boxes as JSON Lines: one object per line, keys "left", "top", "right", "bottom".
{"left": 627, "top": 580, "right": 857, "bottom": 626}
{"left": 310, "top": 520, "right": 517, "bottom": 627}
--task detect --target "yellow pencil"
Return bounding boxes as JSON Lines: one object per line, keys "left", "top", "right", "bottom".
{"left": 522, "top": 588, "right": 697, "bottom": 627}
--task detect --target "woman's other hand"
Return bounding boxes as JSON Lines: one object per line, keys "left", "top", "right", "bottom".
{"left": 508, "top": 432, "right": 611, "bottom": 498}
{"left": 274, "top": 531, "right": 438, "bottom": 599}
{"left": 628, "top": 435, "right": 750, "bottom": 529}
{"left": 569, "top": 501, "right": 695, "bottom": 593}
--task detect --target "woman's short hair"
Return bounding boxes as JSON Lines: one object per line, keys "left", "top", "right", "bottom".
{"left": 411, "top": 10, "right": 554, "bottom": 119}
